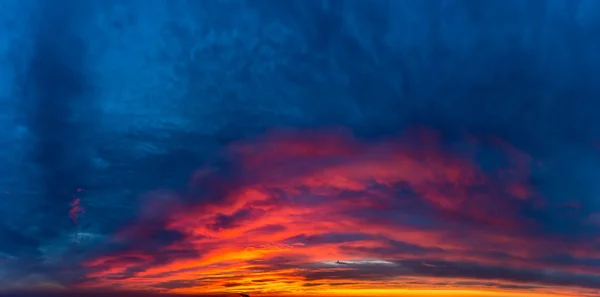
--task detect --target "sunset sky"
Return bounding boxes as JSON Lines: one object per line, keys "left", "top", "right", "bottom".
{"left": 1, "top": 1, "right": 600, "bottom": 297}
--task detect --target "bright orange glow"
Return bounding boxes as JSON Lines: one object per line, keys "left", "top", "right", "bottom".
{"left": 77, "top": 129, "right": 598, "bottom": 297}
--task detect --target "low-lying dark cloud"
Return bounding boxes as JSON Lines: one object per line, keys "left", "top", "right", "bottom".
{"left": 0, "top": 291, "right": 230, "bottom": 297}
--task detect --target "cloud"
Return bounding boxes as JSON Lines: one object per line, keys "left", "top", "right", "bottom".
{"left": 67, "top": 129, "right": 600, "bottom": 296}
{"left": 0, "top": 1, "right": 97, "bottom": 290}
{"left": 23, "top": 0, "right": 94, "bottom": 239}
{"left": 3, "top": 1, "right": 600, "bottom": 297}
{"left": 0, "top": 290, "right": 231, "bottom": 297}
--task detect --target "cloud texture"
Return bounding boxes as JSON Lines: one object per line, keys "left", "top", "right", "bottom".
{"left": 1, "top": 1, "right": 600, "bottom": 297}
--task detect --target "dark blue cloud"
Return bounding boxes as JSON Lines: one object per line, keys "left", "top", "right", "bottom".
{"left": 23, "top": 0, "right": 93, "bottom": 237}
{"left": 0, "top": 291, "right": 228, "bottom": 297}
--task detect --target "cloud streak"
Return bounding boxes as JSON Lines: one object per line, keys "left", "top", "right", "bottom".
{"left": 73, "top": 129, "right": 600, "bottom": 296}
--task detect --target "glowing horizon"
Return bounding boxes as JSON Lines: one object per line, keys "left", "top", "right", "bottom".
{"left": 68, "top": 129, "right": 599, "bottom": 297}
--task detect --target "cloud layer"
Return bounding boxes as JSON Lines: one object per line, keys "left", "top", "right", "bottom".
{"left": 66, "top": 129, "right": 599, "bottom": 297}
{"left": 1, "top": 1, "right": 600, "bottom": 297}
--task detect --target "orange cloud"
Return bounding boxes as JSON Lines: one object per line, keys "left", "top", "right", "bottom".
{"left": 76, "top": 128, "right": 600, "bottom": 297}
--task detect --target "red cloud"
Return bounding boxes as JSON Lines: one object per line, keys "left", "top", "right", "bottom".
{"left": 77, "top": 128, "right": 599, "bottom": 297}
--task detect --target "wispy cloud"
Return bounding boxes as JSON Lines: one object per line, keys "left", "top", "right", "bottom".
{"left": 71, "top": 129, "right": 600, "bottom": 296}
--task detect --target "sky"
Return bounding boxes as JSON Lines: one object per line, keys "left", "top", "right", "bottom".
{"left": 1, "top": 0, "right": 600, "bottom": 297}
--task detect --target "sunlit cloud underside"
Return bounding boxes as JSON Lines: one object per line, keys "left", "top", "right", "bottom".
{"left": 71, "top": 129, "right": 599, "bottom": 297}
